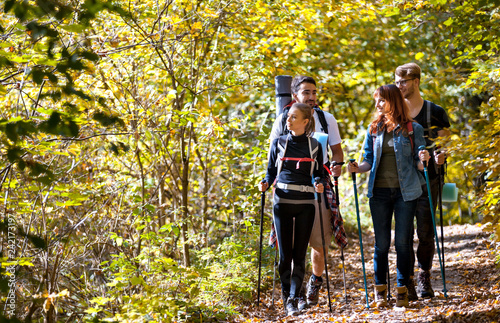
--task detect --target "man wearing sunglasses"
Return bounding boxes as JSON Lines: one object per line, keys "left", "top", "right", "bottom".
{"left": 395, "top": 63, "right": 451, "bottom": 300}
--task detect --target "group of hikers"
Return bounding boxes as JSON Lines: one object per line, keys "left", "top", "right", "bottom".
{"left": 258, "top": 62, "right": 451, "bottom": 316}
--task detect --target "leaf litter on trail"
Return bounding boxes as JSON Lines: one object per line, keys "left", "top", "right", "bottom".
{"left": 240, "top": 224, "right": 500, "bottom": 322}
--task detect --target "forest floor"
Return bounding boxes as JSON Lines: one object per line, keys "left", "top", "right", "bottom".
{"left": 239, "top": 223, "right": 500, "bottom": 323}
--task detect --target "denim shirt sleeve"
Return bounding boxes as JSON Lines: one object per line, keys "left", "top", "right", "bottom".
{"left": 412, "top": 122, "right": 426, "bottom": 160}
{"left": 362, "top": 129, "right": 374, "bottom": 166}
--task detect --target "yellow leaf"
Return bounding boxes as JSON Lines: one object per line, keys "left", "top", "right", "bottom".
{"left": 415, "top": 52, "right": 425, "bottom": 60}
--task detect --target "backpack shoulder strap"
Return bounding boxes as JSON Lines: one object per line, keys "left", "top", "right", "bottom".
{"left": 276, "top": 136, "right": 288, "bottom": 175}
{"left": 426, "top": 100, "right": 431, "bottom": 131}
{"left": 407, "top": 121, "right": 414, "bottom": 151}
{"left": 314, "top": 107, "right": 329, "bottom": 135}
{"left": 308, "top": 137, "right": 319, "bottom": 176}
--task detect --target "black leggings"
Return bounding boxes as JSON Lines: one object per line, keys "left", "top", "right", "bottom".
{"left": 274, "top": 203, "right": 315, "bottom": 299}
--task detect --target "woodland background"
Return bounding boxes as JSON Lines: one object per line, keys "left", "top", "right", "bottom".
{"left": 0, "top": 0, "right": 498, "bottom": 322}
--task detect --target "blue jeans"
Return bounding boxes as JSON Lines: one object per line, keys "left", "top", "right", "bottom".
{"left": 274, "top": 203, "right": 315, "bottom": 299}
{"left": 369, "top": 187, "right": 417, "bottom": 287}
{"left": 411, "top": 177, "right": 440, "bottom": 274}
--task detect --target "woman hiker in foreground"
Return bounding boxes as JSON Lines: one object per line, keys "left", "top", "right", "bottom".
{"left": 348, "top": 84, "right": 430, "bottom": 308}
{"left": 258, "top": 103, "right": 324, "bottom": 316}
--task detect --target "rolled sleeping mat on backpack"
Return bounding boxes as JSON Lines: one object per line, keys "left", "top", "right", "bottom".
{"left": 275, "top": 75, "right": 293, "bottom": 116}
{"left": 312, "top": 132, "right": 329, "bottom": 187}
{"left": 313, "top": 132, "right": 329, "bottom": 164}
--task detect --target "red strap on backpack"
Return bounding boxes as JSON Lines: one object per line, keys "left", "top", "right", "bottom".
{"left": 280, "top": 157, "right": 315, "bottom": 169}
{"left": 407, "top": 121, "right": 414, "bottom": 151}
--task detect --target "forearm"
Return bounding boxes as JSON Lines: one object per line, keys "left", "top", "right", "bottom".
{"left": 330, "top": 143, "right": 344, "bottom": 163}
{"left": 357, "top": 161, "right": 371, "bottom": 173}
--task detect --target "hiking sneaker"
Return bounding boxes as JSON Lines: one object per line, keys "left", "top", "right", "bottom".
{"left": 281, "top": 289, "right": 289, "bottom": 306}
{"left": 374, "top": 284, "right": 388, "bottom": 308}
{"left": 395, "top": 286, "right": 409, "bottom": 307}
{"left": 417, "top": 270, "right": 435, "bottom": 298}
{"left": 297, "top": 290, "right": 309, "bottom": 311}
{"left": 286, "top": 298, "right": 300, "bottom": 316}
{"left": 407, "top": 276, "right": 418, "bottom": 301}
{"left": 306, "top": 275, "right": 322, "bottom": 306}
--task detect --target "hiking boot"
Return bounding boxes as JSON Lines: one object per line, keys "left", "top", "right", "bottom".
{"left": 407, "top": 276, "right": 418, "bottom": 301}
{"left": 286, "top": 298, "right": 300, "bottom": 316}
{"left": 297, "top": 289, "right": 309, "bottom": 311}
{"left": 306, "top": 275, "right": 322, "bottom": 306}
{"left": 396, "top": 286, "right": 409, "bottom": 307}
{"left": 281, "top": 289, "right": 289, "bottom": 306}
{"left": 374, "top": 284, "right": 388, "bottom": 308}
{"left": 417, "top": 270, "right": 435, "bottom": 298}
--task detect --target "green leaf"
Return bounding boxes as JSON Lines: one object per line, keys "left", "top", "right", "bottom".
{"left": 443, "top": 17, "right": 454, "bottom": 26}
{"left": 130, "top": 276, "right": 143, "bottom": 286}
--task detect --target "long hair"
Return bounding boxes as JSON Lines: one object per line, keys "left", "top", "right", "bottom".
{"left": 369, "top": 84, "right": 412, "bottom": 135}
{"left": 291, "top": 103, "right": 316, "bottom": 137}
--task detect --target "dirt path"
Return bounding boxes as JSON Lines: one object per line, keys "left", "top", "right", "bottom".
{"left": 241, "top": 224, "right": 500, "bottom": 322}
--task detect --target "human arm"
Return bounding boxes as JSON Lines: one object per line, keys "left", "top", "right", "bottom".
{"left": 432, "top": 104, "right": 451, "bottom": 165}
{"left": 329, "top": 143, "right": 344, "bottom": 177}
{"left": 348, "top": 130, "right": 372, "bottom": 173}
{"left": 413, "top": 123, "right": 431, "bottom": 170}
{"left": 260, "top": 138, "right": 279, "bottom": 191}
{"left": 434, "top": 129, "right": 450, "bottom": 165}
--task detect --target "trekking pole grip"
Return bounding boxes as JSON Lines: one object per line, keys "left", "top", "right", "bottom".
{"left": 418, "top": 145, "right": 428, "bottom": 168}
{"left": 349, "top": 158, "right": 356, "bottom": 181}
{"left": 314, "top": 177, "right": 322, "bottom": 202}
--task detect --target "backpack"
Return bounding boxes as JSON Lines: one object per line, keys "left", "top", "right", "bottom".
{"left": 280, "top": 103, "right": 329, "bottom": 136}
{"left": 275, "top": 135, "right": 319, "bottom": 178}
{"left": 422, "top": 100, "right": 433, "bottom": 144}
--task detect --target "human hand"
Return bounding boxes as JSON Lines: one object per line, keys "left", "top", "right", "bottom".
{"left": 434, "top": 150, "right": 446, "bottom": 165}
{"left": 314, "top": 182, "right": 324, "bottom": 193}
{"left": 419, "top": 149, "right": 430, "bottom": 164}
{"left": 258, "top": 181, "right": 268, "bottom": 192}
{"left": 330, "top": 161, "right": 344, "bottom": 177}
{"left": 347, "top": 160, "right": 359, "bottom": 173}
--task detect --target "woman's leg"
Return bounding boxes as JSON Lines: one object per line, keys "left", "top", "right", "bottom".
{"left": 394, "top": 191, "right": 418, "bottom": 287}
{"left": 274, "top": 203, "right": 294, "bottom": 298}
{"left": 369, "top": 187, "right": 395, "bottom": 285}
{"left": 289, "top": 204, "right": 316, "bottom": 299}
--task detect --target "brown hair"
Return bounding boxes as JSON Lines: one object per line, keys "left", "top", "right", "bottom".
{"left": 369, "top": 84, "right": 412, "bottom": 135}
{"left": 291, "top": 76, "right": 316, "bottom": 94}
{"left": 395, "top": 62, "right": 421, "bottom": 80}
{"left": 290, "top": 103, "right": 316, "bottom": 137}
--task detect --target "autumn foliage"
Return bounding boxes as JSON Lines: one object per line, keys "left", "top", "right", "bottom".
{"left": 0, "top": 0, "right": 498, "bottom": 321}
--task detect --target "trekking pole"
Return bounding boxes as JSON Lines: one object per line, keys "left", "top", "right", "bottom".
{"left": 271, "top": 248, "right": 277, "bottom": 308}
{"left": 387, "top": 268, "right": 391, "bottom": 300}
{"left": 349, "top": 159, "right": 370, "bottom": 308}
{"left": 331, "top": 161, "right": 348, "bottom": 304}
{"left": 438, "top": 164, "right": 446, "bottom": 291}
{"left": 315, "top": 177, "right": 333, "bottom": 313}
{"left": 257, "top": 190, "right": 265, "bottom": 307}
{"left": 418, "top": 146, "right": 448, "bottom": 297}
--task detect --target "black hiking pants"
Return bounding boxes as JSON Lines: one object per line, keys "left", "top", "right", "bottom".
{"left": 274, "top": 203, "right": 315, "bottom": 299}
